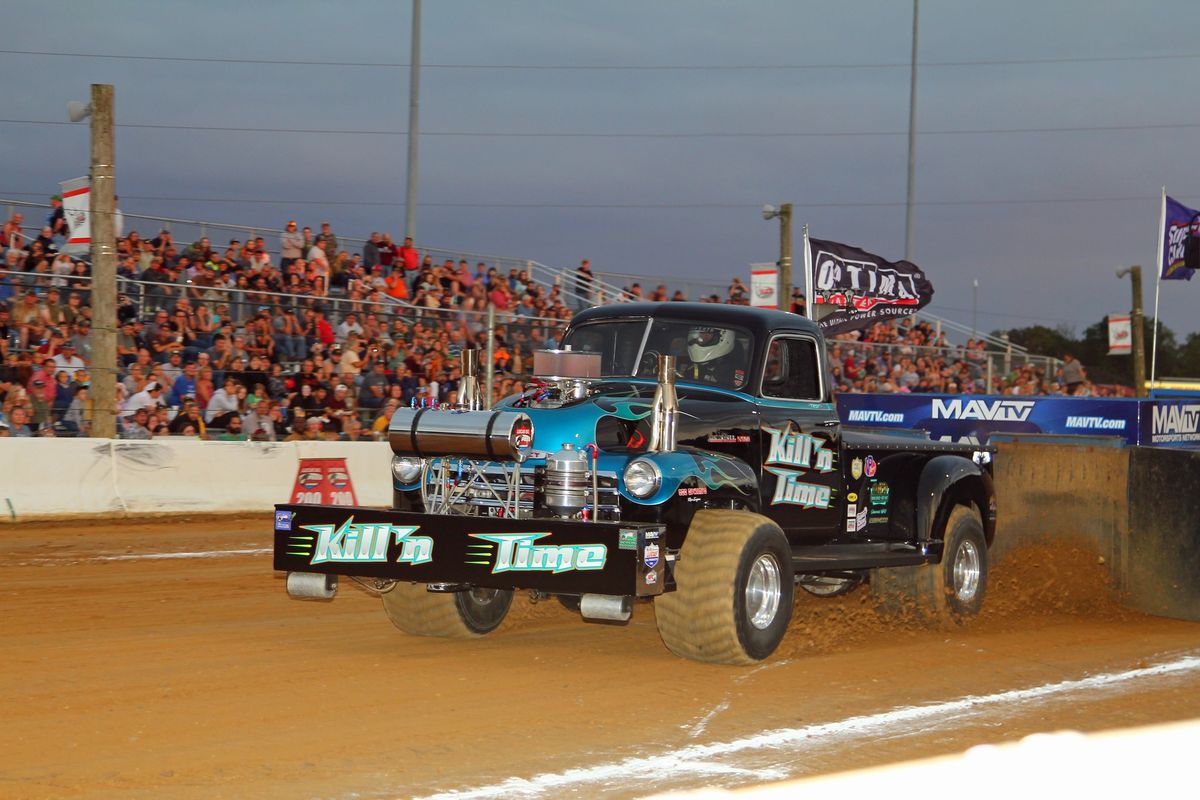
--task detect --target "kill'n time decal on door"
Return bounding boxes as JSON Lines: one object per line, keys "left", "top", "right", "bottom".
{"left": 763, "top": 423, "right": 836, "bottom": 508}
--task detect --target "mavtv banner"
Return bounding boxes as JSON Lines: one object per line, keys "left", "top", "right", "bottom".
{"left": 835, "top": 394, "right": 1144, "bottom": 446}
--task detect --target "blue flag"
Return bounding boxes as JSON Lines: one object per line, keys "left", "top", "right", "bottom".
{"left": 1161, "top": 195, "right": 1199, "bottom": 281}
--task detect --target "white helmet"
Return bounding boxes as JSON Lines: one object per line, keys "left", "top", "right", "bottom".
{"left": 687, "top": 326, "right": 735, "bottom": 364}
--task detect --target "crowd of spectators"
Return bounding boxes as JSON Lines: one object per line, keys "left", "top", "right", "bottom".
{"left": 0, "top": 201, "right": 1127, "bottom": 439}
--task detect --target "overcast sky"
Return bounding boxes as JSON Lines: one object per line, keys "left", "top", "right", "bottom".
{"left": 4, "top": 0, "right": 1200, "bottom": 341}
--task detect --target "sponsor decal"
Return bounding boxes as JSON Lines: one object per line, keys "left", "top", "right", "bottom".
{"left": 677, "top": 486, "right": 709, "bottom": 497}
{"left": 645, "top": 530, "right": 660, "bottom": 540}
{"left": 764, "top": 424, "right": 835, "bottom": 473}
{"left": 513, "top": 420, "right": 533, "bottom": 450}
{"left": 274, "top": 510, "right": 294, "bottom": 531}
{"left": 869, "top": 482, "right": 889, "bottom": 507}
{"left": 851, "top": 458, "right": 863, "bottom": 480}
{"left": 618, "top": 529, "right": 639, "bottom": 550}
{"left": 932, "top": 398, "right": 1035, "bottom": 422}
{"left": 645, "top": 569, "right": 658, "bottom": 585}
{"left": 864, "top": 456, "right": 877, "bottom": 478}
{"left": 644, "top": 543, "right": 660, "bottom": 569}
{"left": 846, "top": 515, "right": 858, "bottom": 533}
{"left": 1151, "top": 403, "right": 1200, "bottom": 442}
{"left": 707, "top": 433, "right": 752, "bottom": 444}
{"left": 1064, "top": 416, "right": 1126, "bottom": 431}
{"left": 766, "top": 467, "right": 832, "bottom": 508}
{"left": 292, "top": 457, "right": 358, "bottom": 506}
{"left": 846, "top": 503, "right": 857, "bottom": 519}
{"left": 292, "top": 517, "right": 432, "bottom": 566}
{"left": 468, "top": 533, "right": 606, "bottom": 573}
{"left": 847, "top": 492, "right": 858, "bottom": 503}
{"left": 856, "top": 506, "right": 868, "bottom": 531}
{"left": 846, "top": 410, "right": 905, "bottom": 423}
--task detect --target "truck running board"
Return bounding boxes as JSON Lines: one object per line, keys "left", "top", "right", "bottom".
{"left": 791, "top": 542, "right": 934, "bottom": 572}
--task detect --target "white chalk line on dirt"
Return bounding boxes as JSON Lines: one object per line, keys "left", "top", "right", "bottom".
{"left": 18, "top": 547, "right": 272, "bottom": 565}
{"left": 412, "top": 653, "right": 1200, "bottom": 800}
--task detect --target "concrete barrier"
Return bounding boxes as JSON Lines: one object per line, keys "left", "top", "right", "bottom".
{"left": 991, "top": 440, "right": 1130, "bottom": 565}
{"left": 0, "top": 439, "right": 392, "bottom": 521}
{"left": 1123, "top": 447, "right": 1200, "bottom": 621}
{"left": 991, "top": 440, "right": 1200, "bottom": 623}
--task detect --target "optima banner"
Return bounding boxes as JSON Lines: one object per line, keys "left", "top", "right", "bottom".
{"left": 807, "top": 238, "right": 934, "bottom": 336}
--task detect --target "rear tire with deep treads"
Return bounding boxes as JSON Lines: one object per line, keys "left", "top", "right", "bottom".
{"left": 382, "top": 584, "right": 513, "bottom": 638}
{"left": 871, "top": 504, "right": 988, "bottom": 625}
{"left": 654, "top": 509, "right": 794, "bottom": 665}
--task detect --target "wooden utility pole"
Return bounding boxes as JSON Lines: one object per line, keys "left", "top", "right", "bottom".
{"left": 89, "top": 84, "right": 118, "bottom": 438}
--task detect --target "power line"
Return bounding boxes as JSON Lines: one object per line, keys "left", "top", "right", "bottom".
{"left": 3, "top": 118, "right": 1200, "bottom": 138}
{"left": 3, "top": 47, "right": 1200, "bottom": 70}
{"left": 0, "top": 192, "right": 1180, "bottom": 209}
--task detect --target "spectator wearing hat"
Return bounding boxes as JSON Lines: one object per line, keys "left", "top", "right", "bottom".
{"left": 170, "top": 360, "right": 200, "bottom": 407}
{"left": 160, "top": 350, "right": 185, "bottom": 385}
{"left": 125, "top": 380, "right": 165, "bottom": 419}
{"left": 51, "top": 342, "right": 86, "bottom": 380}
{"left": 168, "top": 397, "right": 206, "bottom": 436}
{"left": 48, "top": 194, "right": 67, "bottom": 237}
{"left": 312, "top": 307, "right": 335, "bottom": 350}
{"left": 280, "top": 221, "right": 303, "bottom": 268}
{"left": 62, "top": 385, "right": 91, "bottom": 436}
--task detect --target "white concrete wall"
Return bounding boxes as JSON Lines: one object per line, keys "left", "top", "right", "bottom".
{"left": 0, "top": 438, "right": 393, "bottom": 521}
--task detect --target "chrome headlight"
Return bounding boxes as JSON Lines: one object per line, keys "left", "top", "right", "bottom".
{"left": 624, "top": 458, "right": 661, "bottom": 499}
{"left": 391, "top": 455, "right": 423, "bottom": 484}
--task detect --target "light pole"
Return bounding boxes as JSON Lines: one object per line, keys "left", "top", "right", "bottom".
{"left": 904, "top": 0, "right": 920, "bottom": 261}
{"left": 405, "top": 0, "right": 422, "bottom": 239}
{"left": 762, "top": 203, "right": 793, "bottom": 311}
{"left": 69, "top": 84, "right": 118, "bottom": 439}
{"left": 972, "top": 278, "right": 978, "bottom": 340}
{"left": 1115, "top": 266, "right": 1147, "bottom": 397}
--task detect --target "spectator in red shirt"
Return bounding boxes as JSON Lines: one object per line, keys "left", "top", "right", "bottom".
{"left": 397, "top": 236, "right": 420, "bottom": 274}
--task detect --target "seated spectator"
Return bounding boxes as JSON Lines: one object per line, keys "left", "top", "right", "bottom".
{"left": 205, "top": 377, "right": 242, "bottom": 427}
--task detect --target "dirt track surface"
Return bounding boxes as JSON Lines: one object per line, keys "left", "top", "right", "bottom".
{"left": 4, "top": 517, "right": 1200, "bottom": 799}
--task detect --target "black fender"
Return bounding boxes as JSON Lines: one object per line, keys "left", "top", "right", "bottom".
{"left": 916, "top": 455, "right": 996, "bottom": 550}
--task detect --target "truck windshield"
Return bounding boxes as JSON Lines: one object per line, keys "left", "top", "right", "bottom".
{"left": 560, "top": 318, "right": 752, "bottom": 390}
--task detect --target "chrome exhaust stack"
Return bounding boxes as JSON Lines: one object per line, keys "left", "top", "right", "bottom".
{"left": 648, "top": 354, "right": 678, "bottom": 453}
{"left": 458, "top": 348, "right": 481, "bottom": 411}
{"left": 287, "top": 571, "right": 337, "bottom": 601}
{"left": 579, "top": 593, "right": 633, "bottom": 622}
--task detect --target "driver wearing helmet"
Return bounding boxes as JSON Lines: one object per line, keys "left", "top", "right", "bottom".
{"left": 685, "top": 326, "right": 738, "bottom": 386}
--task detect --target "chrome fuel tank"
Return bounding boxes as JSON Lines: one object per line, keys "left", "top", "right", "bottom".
{"left": 388, "top": 408, "right": 534, "bottom": 462}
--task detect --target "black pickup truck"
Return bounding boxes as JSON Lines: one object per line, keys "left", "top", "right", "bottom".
{"left": 274, "top": 302, "right": 996, "bottom": 664}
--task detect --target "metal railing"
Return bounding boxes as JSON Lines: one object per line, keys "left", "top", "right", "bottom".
{"left": 827, "top": 337, "right": 1062, "bottom": 394}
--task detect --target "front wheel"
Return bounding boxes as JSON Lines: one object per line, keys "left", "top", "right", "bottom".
{"left": 655, "top": 510, "right": 794, "bottom": 665}
{"left": 382, "top": 584, "right": 513, "bottom": 638}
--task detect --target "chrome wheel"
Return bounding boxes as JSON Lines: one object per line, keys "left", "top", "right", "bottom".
{"left": 953, "top": 538, "right": 981, "bottom": 604}
{"left": 745, "top": 553, "right": 783, "bottom": 630}
{"left": 467, "top": 587, "right": 503, "bottom": 606}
